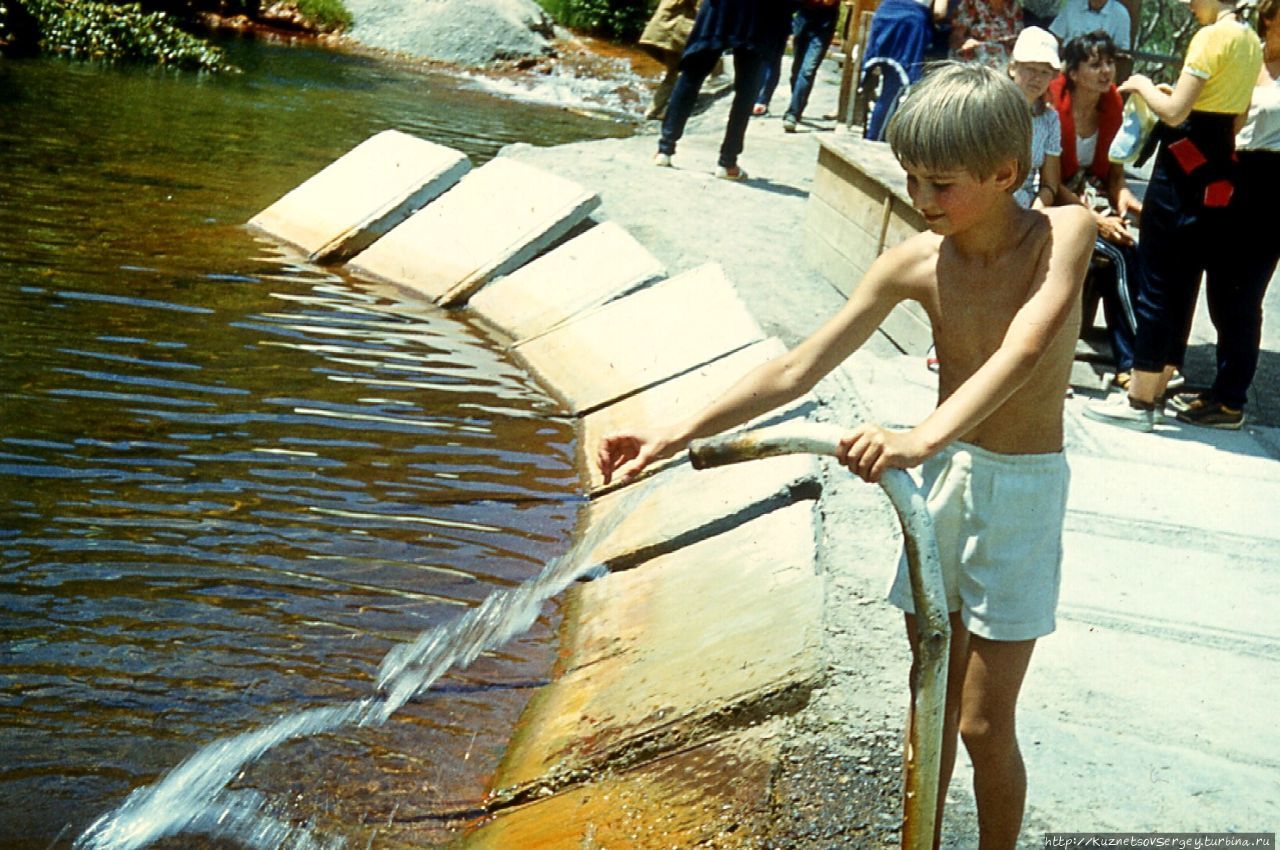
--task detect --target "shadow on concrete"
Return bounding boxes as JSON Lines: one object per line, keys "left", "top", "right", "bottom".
{"left": 743, "top": 177, "right": 810, "bottom": 200}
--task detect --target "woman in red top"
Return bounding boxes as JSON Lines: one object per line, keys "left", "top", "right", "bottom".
{"left": 1050, "top": 31, "right": 1143, "bottom": 239}
{"left": 1051, "top": 31, "right": 1145, "bottom": 388}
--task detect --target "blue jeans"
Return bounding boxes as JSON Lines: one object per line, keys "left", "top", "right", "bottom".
{"left": 659, "top": 46, "right": 768, "bottom": 169}
{"left": 756, "top": 7, "right": 838, "bottom": 122}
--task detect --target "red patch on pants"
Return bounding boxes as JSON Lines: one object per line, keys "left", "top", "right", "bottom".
{"left": 1168, "top": 138, "right": 1207, "bottom": 173}
{"left": 1204, "top": 179, "right": 1234, "bottom": 208}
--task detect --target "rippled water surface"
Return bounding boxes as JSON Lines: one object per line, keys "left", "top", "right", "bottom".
{"left": 0, "top": 39, "right": 630, "bottom": 850}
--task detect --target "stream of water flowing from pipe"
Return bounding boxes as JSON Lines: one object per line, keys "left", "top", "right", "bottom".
{"left": 73, "top": 483, "right": 648, "bottom": 850}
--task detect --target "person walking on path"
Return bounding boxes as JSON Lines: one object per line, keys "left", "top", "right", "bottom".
{"left": 752, "top": 0, "right": 841, "bottom": 131}
{"left": 638, "top": 0, "right": 701, "bottom": 120}
{"left": 1084, "top": 0, "right": 1262, "bottom": 431}
{"left": 654, "top": 0, "right": 796, "bottom": 180}
{"left": 1168, "top": 0, "right": 1280, "bottom": 426}
{"left": 608, "top": 63, "right": 1096, "bottom": 850}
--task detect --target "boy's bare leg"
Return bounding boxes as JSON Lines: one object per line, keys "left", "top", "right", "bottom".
{"left": 959, "top": 634, "right": 1037, "bottom": 850}
{"left": 905, "top": 612, "right": 971, "bottom": 850}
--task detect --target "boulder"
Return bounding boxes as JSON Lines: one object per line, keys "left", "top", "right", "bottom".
{"left": 345, "top": 0, "right": 556, "bottom": 66}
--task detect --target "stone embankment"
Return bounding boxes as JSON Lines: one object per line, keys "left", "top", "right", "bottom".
{"left": 249, "top": 116, "right": 910, "bottom": 848}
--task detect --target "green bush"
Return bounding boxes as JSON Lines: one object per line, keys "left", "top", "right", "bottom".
{"left": 537, "top": 0, "right": 653, "bottom": 41}
{"left": 3, "top": 0, "right": 228, "bottom": 69}
{"left": 294, "top": 0, "right": 351, "bottom": 32}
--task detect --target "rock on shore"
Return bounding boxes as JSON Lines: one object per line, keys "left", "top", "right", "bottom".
{"left": 345, "top": 0, "right": 556, "bottom": 66}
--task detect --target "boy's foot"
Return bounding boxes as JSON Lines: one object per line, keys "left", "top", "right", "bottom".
{"left": 1168, "top": 390, "right": 1208, "bottom": 414}
{"left": 1082, "top": 393, "right": 1158, "bottom": 432}
{"left": 715, "top": 164, "right": 749, "bottom": 181}
{"left": 1111, "top": 370, "right": 1131, "bottom": 391}
{"left": 1166, "top": 369, "right": 1186, "bottom": 392}
{"left": 782, "top": 116, "right": 798, "bottom": 133}
{"left": 653, "top": 152, "right": 672, "bottom": 167}
{"left": 752, "top": 103, "right": 767, "bottom": 116}
{"left": 1175, "top": 397, "right": 1245, "bottom": 429}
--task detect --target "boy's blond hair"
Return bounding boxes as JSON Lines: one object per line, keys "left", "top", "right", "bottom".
{"left": 886, "top": 62, "right": 1032, "bottom": 189}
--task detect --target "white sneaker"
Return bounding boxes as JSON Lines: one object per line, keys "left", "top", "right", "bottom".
{"left": 1082, "top": 393, "right": 1158, "bottom": 432}
{"left": 653, "top": 152, "right": 672, "bottom": 167}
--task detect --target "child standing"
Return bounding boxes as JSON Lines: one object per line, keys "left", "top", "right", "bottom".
{"left": 599, "top": 63, "right": 1095, "bottom": 850}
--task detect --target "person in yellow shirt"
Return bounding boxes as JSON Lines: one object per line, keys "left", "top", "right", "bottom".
{"left": 1085, "top": 0, "right": 1263, "bottom": 431}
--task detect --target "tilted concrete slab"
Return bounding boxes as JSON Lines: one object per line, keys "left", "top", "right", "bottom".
{"left": 580, "top": 338, "right": 817, "bottom": 493}
{"left": 348, "top": 156, "right": 600, "bottom": 306}
{"left": 512, "top": 263, "right": 765, "bottom": 415}
{"left": 467, "top": 221, "right": 664, "bottom": 344}
{"left": 448, "top": 723, "right": 783, "bottom": 850}
{"left": 584, "top": 453, "right": 821, "bottom": 572}
{"left": 248, "top": 129, "right": 470, "bottom": 264}
{"left": 490, "top": 502, "right": 824, "bottom": 797}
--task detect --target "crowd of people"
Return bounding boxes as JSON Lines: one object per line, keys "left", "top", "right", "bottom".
{"left": 640, "top": 0, "right": 1277, "bottom": 430}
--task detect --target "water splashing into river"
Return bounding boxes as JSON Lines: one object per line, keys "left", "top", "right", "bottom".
{"left": 73, "top": 482, "right": 649, "bottom": 850}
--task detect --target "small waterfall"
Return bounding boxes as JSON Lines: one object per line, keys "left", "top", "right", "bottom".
{"left": 74, "top": 482, "right": 650, "bottom": 850}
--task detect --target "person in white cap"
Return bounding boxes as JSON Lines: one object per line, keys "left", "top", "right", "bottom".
{"left": 1008, "top": 27, "right": 1063, "bottom": 207}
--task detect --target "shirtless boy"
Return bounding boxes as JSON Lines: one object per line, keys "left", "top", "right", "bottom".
{"left": 597, "top": 63, "right": 1096, "bottom": 849}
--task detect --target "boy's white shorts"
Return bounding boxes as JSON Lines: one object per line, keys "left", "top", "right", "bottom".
{"left": 887, "top": 440, "right": 1069, "bottom": 642}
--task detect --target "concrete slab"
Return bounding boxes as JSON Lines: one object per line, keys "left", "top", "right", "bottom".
{"left": 248, "top": 129, "right": 470, "bottom": 263}
{"left": 348, "top": 156, "right": 600, "bottom": 306}
{"left": 467, "top": 221, "right": 664, "bottom": 343}
{"left": 491, "top": 502, "right": 824, "bottom": 796}
{"left": 580, "top": 338, "right": 818, "bottom": 493}
{"left": 584, "top": 453, "right": 822, "bottom": 572}
{"left": 512, "top": 263, "right": 766, "bottom": 415}
{"left": 452, "top": 724, "right": 783, "bottom": 850}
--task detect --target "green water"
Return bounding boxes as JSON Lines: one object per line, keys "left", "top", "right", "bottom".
{"left": 0, "top": 38, "right": 630, "bottom": 850}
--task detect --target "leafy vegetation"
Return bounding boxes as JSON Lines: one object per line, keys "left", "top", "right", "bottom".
{"left": 536, "top": 0, "right": 653, "bottom": 41}
{"left": 1, "top": 0, "right": 227, "bottom": 68}
{"left": 294, "top": 0, "right": 352, "bottom": 32}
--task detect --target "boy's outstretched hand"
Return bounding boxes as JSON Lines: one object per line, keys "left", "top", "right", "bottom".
{"left": 596, "top": 431, "right": 677, "bottom": 486}
{"left": 837, "top": 424, "right": 929, "bottom": 483}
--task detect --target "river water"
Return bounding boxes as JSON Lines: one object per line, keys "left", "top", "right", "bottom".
{"left": 0, "top": 38, "right": 632, "bottom": 850}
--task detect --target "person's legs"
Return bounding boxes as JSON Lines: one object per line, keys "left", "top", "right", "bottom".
{"left": 755, "top": 32, "right": 787, "bottom": 111}
{"left": 1127, "top": 172, "right": 1203, "bottom": 404}
{"left": 647, "top": 57, "right": 682, "bottom": 120}
{"left": 959, "top": 635, "right": 1037, "bottom": 850}
{"left": 906, "top": 612, "right": 971, "bottom": 850}
{"left": 785, "top": 7, "right": 838, "bottom": 122}
{"left": 658, "top": 48, "right": 721, "bottom": 156}
{"left": 1204, "top": 154, "right": 1280, "bottom": 411}
{"left": 718, "top": 46, "right": 767, "bottom": 169}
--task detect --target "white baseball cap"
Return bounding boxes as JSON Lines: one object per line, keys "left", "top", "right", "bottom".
{"left": 1011, "top": 27, "right": 1062, "bottom": 70}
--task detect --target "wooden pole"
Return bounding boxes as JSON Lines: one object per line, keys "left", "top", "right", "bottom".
{"left": 689, "top": 422, "right": 949, "bottom": 850}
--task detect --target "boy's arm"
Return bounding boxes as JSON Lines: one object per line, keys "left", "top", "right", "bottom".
{"left": 597, "top": 242, "right": 922, "bottom": 484}
{"left": 842, "top": 207, "right": 1096, "bottom": 482}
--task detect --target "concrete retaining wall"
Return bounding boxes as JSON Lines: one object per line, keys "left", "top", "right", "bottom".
{"left": 251, "top": 136, "right": 839, "bottom": 847}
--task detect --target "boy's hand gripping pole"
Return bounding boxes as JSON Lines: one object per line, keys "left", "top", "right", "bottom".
{"left": 689, "top": 422, "right": 950, "bottom": 850}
